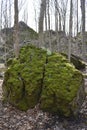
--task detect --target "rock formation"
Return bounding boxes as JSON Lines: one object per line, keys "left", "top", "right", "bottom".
{"left": 2, "top": 45, "right": 85, "bottom": 117}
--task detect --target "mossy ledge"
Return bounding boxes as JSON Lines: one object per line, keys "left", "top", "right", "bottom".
{"left": 3, "top": 45, "right": 85, "bottom": 117}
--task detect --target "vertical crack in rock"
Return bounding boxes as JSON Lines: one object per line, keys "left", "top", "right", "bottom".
{"left": 21, "top": 78, "right": 26, "bottom": 98}
{"left": 39, "top": 56, "right": 48, "bottom": 102}
{"left": 18, "top": 73, "right": 25, "bottom": 98}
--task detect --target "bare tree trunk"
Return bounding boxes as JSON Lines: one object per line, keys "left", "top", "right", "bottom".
{"left": 69, "top": 0, "right": 73, "bottom": 36}
{"left": 0, "top": 0, "right": 3, "bottom": 29}
{"left": 63, "top": 19, "right": 65, "bottom": 32}
{"left": 81, "top": 0, "right": 85, "bottom": 33}
{"left": 47, "top": 0, "right": 52, "bottom": 51}
{"left": 55, "top": 0, "right": 58, "bottom": 32}
{"left": 54, "top": 0, "right": 59, "bottom": 52}
{"left": 61, "top": 0, "right": 68, "bottom": 33}
{"left": 47, "top": 0, "right": 50, "bottom": 31}
{"left": 4, "top": 1, "right": 8, "bottom": 64}
{"left": 38, "top": 0, "right": 46, "bottom": 47}
{"left": 14, "top": 0, "right": 19, "bottom": 58}
{"left": 44, "top": 2, "right": 48, "bottom": 48}
{"left": 1, "top": 0, "right": 9, "bottom": 64}
{"left": 39, "top": 0, "right": 46, "bottom": 32}
{"left": 9, "top": 0, "right": 11, "bottom": 27}
{"left": 54, "top": 0, "right": 61, "bottom": 31}
{"left": 59, "top": 13, "right": 61, "bottom": 31}
{"left": 80, "top": 0, "right": 86, "bottom": 60}
{"left": 77, "top": 0, "right": 78, "bottom": 34}
{"left": 45, "top": 5, "right": 47, "bottom": 31}
{"left": 68, "top": 0, "right": 73, "bottom": 62}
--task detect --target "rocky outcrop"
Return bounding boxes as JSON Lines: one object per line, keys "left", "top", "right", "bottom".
{"left": 2, "top": 45, "right": 85, "bottom": 117}
{"left": 1, "top": 21, "right": 38, "bottom": 41}
{"left": 0, "top": 21, "right": 38, "bottom": 62}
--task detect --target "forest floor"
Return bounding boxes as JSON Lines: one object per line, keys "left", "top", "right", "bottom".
{"left": 0, "top": 72, "right": 87, "bottom": 130}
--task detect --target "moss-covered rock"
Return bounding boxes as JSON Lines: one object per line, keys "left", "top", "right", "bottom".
{"left": 40, "top": 53, "right": 85, "bottom": 117}
{"left": 2, "top": 45, "right": 85, "bottom": 117}
{"left": 3, "top": 45, "right": 47, "bottom": 111}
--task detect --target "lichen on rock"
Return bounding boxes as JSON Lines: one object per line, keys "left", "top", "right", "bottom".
{"left": 2, "top": 45, "right": 85, "bottom": 117}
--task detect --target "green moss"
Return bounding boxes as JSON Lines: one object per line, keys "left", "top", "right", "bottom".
{"left": 3, "top": 45, "right": 84, "bottom": 116}
{"left": 40, "top": 53, "right": 84, "bottom": 117}
{"left": 3, "top": 45, "right": 47, "bottom": 111}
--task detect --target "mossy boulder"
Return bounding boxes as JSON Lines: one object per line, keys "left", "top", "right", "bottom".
{"left": 3, "top": 45, "right": 47, "bottom": 111}
{"left": 3, "top": 45, "right": 85, "bottom": 117}
{"left": 40, "top": 54, "right": 85, "bottom": 116}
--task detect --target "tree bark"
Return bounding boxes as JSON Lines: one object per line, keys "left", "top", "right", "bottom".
{"left": 14, "top": 0, "right": 19, "bottom": 58}
{"left": 59, "top": 13, "right": 61, "bottom": 31}
{"left": 38, "top": 0, "right": 46, "bottom": 47}
{"left": 77, "top": 0, "right": 78, "bottom": 34}
{"left": 47, "top": 0, "right": 52, "bottom": 51}
{"left": 38, "top": 0, "right": 46, "bottom": 33}
{"left": 68, "top": 0, "right": 73, "bottom": 62}
{"left": 80, "top": 0, "right": 86, "bottom": 60}
{"left": 55, "top": 6, "right": 58, "bottom": 32}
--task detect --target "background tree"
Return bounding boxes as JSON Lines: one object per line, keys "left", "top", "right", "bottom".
{"left": 14, "top": 0, "right": 19, "bottom": 58}
{"left": 77, "top": 0, "right": 78, "bottom": 34}
{"left": 80, "top": 0, "right": 86, "bottom": 60}
{"left": 68, "top": 0, "right": 73, "bottom": 61}
{"left": 0, "top": 0, "right": 12, "bottom": 63}
{"left": 60, "top": 0, "right": 68, "bottom": 32}
{"left": 38, "top": 0, "right": 46, "bottom": 47}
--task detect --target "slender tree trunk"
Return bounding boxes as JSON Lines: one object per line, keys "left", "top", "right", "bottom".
{"left": 59, "top": 0, "right": 68, "bottom": 32}
{"left": 4, "top": 1, "right": 8, "bottom": 64}
{"left": 68, "top": 0, "right": 73, "bottom": 62}
{"left": 14, "top": 0, "right": 19, "bottom": 58}
{"left": 55, "top": 0, "right": 59, "bottom": 52}
{"left": 59, "top": 13, "right": 61, "bottom": 31}
{"left": 44, "top": 2, "right": 48, "bottom": 48}
{"left": 47, "top": 0, "right": 51, "bottom": 51}
{"left": 63, "top": 19, "right": 65, "bottom": 32}
{"left": 45, "top": 5, "right": 47, "bottom": 31}
{"left": 38, "top": 0, "right": 46, "bottom": 47}
{"left": 81, "top": 0, "right": 85, "bottom": 33}
{"left": 54, "top": 0, "right": 62, "bottom": 32}
{"left": 47, "top": 0, "right": 50, "bottom": 31}
{"left": 55, "top": 1, "right": 58, "bottom": 32}
{"left": 9, "top": 0, "right": 11, "bottom": 27}
{"left": 77, "top": 0, "right": 78, "bottom": 34}
{"left": 80, "top": 0, "right": 86, "bottom": 60}
{"left": 0, "top": 0, "right": 3, "bottom": 30}
{"left": 69, "top": 0, "right": 73, "bottom": 36}
{"left": 39, "top": 0, "right": 46, "bottom": 32}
